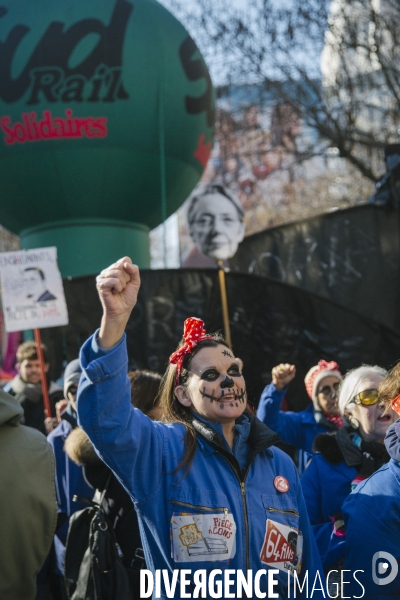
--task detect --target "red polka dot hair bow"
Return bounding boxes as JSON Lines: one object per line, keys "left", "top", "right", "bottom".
{"left": 318, "top": 359, "right": 340, "bottom": 371}
{"left": 169, "top": 317, "right": 213, "bottom": 385}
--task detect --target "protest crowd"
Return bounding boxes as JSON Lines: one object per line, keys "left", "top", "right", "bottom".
{"left": 2, "top": 0, "right": 400, "bottom": 596}
{"left": 1, "top": 256, "right": 400, "bottom": 600}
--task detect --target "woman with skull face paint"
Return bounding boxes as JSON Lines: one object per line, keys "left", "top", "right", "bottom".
{"left": 77, "top": 258, "right": 325, "bottom": 599}
{"left": 301, "top": 365, "right": 395, "bottom": 580}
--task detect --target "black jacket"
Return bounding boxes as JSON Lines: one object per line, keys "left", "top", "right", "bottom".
{"left": 64, "top": 427, "right": 142, "bottom": 568}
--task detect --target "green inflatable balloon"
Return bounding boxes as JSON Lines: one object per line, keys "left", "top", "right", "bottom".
{"left": 0, "top": 0, "right": 214, "bottom": 276}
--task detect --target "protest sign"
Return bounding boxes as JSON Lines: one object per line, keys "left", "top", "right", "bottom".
{"left": 0, "top": 247, "right": 68, "bottom": 333}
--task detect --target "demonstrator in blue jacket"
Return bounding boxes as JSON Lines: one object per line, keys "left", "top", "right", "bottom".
{"left": 256, "top": 359, "right": 343, "bottom": 472}
{"left": 301, "top": 364, "right": 392, "bottom": 575}
{"left": 47, "top": 359, "right": 93, "bottom": 582}
{"left": 77, "top": 257, "right": 326, "bottom": 600}
{"left": 342, "top": 362, "right": 400, "bottom": 600}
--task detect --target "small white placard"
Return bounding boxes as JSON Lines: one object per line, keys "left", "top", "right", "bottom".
{"left": 171, "top": 512, "right": 236, "bottom": 563}
{"left": 0, "top": 247, "right": 69, "bottom": 332}
{"left": 260, "top": 518, "right": 303, "bottom": 575}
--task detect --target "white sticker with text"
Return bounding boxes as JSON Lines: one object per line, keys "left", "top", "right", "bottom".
{"left": 260, "top": 518, "right": 303, "bottom": 575}
{"left": 171, "top": 512, "right": 236, "bottom": 563}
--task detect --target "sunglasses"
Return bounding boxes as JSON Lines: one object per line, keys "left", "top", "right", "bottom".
{"left": 68, "top": 385, "right": 78, "bottom": 396}
{"left": 349, "top": 388, "right": 380, "bottom": 406}
{"left": 318, "top": 382, "right": 340, "bottom": 396}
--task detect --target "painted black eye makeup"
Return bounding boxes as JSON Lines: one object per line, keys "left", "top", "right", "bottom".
{"left": 201, "top": 369, "right": 220, "bottom": 381}
{"left": 227, "top": 364, "right": 241, "bottom": 377}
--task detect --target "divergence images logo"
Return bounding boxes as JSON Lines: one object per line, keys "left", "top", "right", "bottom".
{"left": 372, "top": 552, "right": 398, "bottom": 586}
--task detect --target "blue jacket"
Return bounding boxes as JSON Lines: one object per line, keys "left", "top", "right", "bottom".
{"left": 257, "top": 384, "right": 336, "bottom": 455}
{"left": 77, "top": 333, "right": 325, "bottom": 600}
{"left": 257, "top": 384, "right": 337, "bottom": 474}
{"left": 47, "top": 417, "right": 93, "bottom": 575}
{"left": 302, "top": 425, "right": 390, "bottom": 573}
{"left": 301, "top": 452, "right": 356, "bottom": 570}
{"left": 342, "top": 420, "right": 400, "bottom": 599}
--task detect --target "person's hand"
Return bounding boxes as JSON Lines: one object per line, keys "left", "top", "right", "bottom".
{"left": 44, "top": 417, "right": 59, "bottom": 434}
{"left": 96, "top": 257, "right": 141, "bottom": 348}
{"left": 96, "top": 257, "right": 140, "bottom": 319}
{"left": 271, "top": 363, "right": 296, "bottom": 391}
{"left": 55, "top": 399, "right": 68, "bottom": 421}
{"left": 44, "top": 399, "right": 69, "bottom": 434}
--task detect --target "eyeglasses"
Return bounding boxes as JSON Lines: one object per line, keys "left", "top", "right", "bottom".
{"left": 349, "top": 389, "right": 380, "bottom": 406}
{"left": 318, "top": 382, "right": 340, "bottom": 396}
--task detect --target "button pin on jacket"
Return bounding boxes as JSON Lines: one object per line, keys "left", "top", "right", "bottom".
{"left": 274, "top": 476, "right": 290, "bottom": 493}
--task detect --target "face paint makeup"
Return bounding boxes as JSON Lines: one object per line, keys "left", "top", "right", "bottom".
{"left": 200, "top": 384, "right": 247, "bottom": 405}
{"left": 228, "top": 364, "right": 241, "bottom": 377}
{"left": 199, "top": 363, "right": 241, "bottom": 381}
{"left": 220, "top": 376, "right": 234, "bottom": 388}
{"left": 237, "top": 388, "right": 247, "bottom": 403}
{"left": 222, "top": 350, "right": 233, "bottom": 358}
{"left": 181, "top": 344, "right": 247, "bottom": 422}
{"left": 200, "top": 369, "right": 219, "bottom": 382}
{"left": 200, "top": 387, "right": 219, "bottom": 402}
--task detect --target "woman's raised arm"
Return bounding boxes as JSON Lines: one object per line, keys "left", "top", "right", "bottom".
{"left": 96, "top": 256, "right": 141, "bottom": 349}
{"left": 77, "top": 258, "right": 165, "bottom": 502}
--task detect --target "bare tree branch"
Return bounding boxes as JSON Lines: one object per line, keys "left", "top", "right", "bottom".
{"left": 168, "top": 0, "right": 400, "bottom": 182}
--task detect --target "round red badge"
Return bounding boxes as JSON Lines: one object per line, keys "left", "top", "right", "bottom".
{"left": 274, "top": 476, "right": 290, "bottom": 493}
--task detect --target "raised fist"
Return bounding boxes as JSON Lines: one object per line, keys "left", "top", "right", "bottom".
{"left": 271, "top": 363, "right": 296, "bottom": 391}
{"left": 96, "top": 257, "right": 141, "bottom": 349}
{"left": 96, "top": 257, "right": 141, "bottom": 320}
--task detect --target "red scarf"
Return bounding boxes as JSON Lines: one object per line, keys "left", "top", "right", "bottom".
{"left": 323, "top": 413, "right": 344, "bottom": 429}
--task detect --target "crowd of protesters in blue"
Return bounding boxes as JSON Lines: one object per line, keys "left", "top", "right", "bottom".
{"left": 3, "top": 256, "right": 400, "bottom": 600}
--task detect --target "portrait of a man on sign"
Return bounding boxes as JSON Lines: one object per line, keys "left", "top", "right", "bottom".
{"left": 23, "top": 267, "right": 57, "bottom": 302}
{"left": 182, "top": 183, "right": 245, "bottom": 268}
{"left": 0, "top": 247, "right": 68, "bottom": 333}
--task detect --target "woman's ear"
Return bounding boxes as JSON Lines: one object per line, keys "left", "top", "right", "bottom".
{"left": 175, "top": 385, "right": 192, "bottom": 408}
{"left": 343, "top": 406, "right": 359, "bottom": 429}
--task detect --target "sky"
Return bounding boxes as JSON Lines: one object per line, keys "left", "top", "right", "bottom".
{"left": 157, "top": 0, "right": 253, "bottom": 86}
{"left": 158, "top": 0, "right": 327, "bottom": 87}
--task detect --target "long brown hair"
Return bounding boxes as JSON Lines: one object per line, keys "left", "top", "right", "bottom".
{"left": 159, "top": 332, "right": 231, "bottom": 474}
{"left": 128, "top": 370, "right": 162, "bottom": 414}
